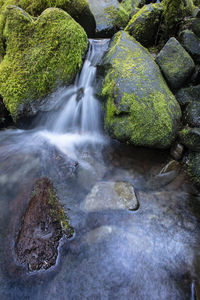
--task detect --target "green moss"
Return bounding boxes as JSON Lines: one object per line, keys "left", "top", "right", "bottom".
{"left": 125, "top": 4, "right": 163, "bottom": 47}
{"left": 102, "top": 31, "right": 181, "bottom": 148}
{"left": 104, "top": 4, "right": 129, "bottom": 29}
{"left": 0, "top": 5, "right": 88, "bottom": 120}
{"left": 48, "top": 187, "right": 74, "bottom": 237}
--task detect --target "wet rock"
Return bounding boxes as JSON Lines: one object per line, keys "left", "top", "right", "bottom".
{"left": 87, "top": 0, "right": 134, "bottom": 37}
{"left": 180, "top": 30, "right": 200, "bottom": 63}
{"left": 170, "top": 141, "right": 184, "bottom": 160}
{"left": 175, "top": 85, "right": 200, "bottom": 106}
{"left": 15, "top": 178, "right": 74, "bottom": 272}
{"left": 125, "top": 3, "right": 163, "bottom": 47}
{"left": 101, "top": 31, "right": 181, "bottom": 149}
{"left": 179, "top": 127, "right": 200, "bottom": 151}
{"left": 183, "top": 102, "right": 200, "bottom": 127}
{"left": 186, "top": 151, "right": 200, "bottom": 185}
{"left": 82, "top": 181, "right": 139, "bottom": 212}
{"left": 156, "top": 37, "right": 195, "bottom": 90}
{"left": 0, "top": 96, "right": 12, "bottom": 128}
{"left": 149, "top": 160, "right": 180, "bottom": 189}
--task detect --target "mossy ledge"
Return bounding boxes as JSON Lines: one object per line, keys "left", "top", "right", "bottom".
{"left": 101, "top": 31, "right": 181, "bottom": 149}
{"left": 0, "top": 5, "right": 88, "bottom": 121}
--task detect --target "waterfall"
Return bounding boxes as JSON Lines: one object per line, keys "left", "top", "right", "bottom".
{"left": 46, "top": 39, "right": 109, "bottom": 136}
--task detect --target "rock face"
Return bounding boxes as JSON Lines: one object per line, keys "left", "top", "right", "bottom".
{"left": 183, "top": 102, "right": 200, "bottom": 127}
{"left": 0, "top": 96, "right": 12, "bottom": 127}
{"left": 179, "top": 127, "right": 200, "bottom": 151}
{"left": 156, "top": 37, "right": 195, "bottom": 90}
{"left": 15, "top": 178, "right": 74, "bottom": 272}
{"left": 0, "top": 0, "right": 96, "bottom": 36}
{"left": 82, "top": 181, "right": 139, "bottom": 212}
{"left": 101, "top": 31, "right": 181, "bottom": 149}
{"left": 180, "top": 30, "right": 200, "bottom": 63}
{"left": 0, "top": 6, "right": 88, "bottom": 121}
{"left": 125, "top": 3, "right": 163, "bottom": 47}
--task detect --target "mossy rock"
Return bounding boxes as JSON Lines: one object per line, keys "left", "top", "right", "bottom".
{"left": 125, "top": 3, "right": 163, "bottom": 47}
{"left": 180, "top": 29, "right": 200, "bottom": 63}
{"left": 101, "top": 31, "right": 181, "bottom": 149}
{"left": 175, "top": 85, "right": 200, "bottom": 106}
{"left": 0, "top": 6, "right": 88, "bottom": 121}
{"left": 86, "top": 0, "right": 136, "bottom": 38}
{"left": 179, "top": 127, "right": 200, "bottom": 151}
{"left": 156, "top": 37, "right": 195, "bottom": 90}
{"left": 187, "top": 151, "right": 200, "bottom": 185}
{"left": 0, "top": 0, "right": 96, "bottom": 36}
{"left": 183, "top": 101, "right": 200, "bottom": 127}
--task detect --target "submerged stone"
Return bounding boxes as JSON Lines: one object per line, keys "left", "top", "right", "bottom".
{"left": 101, "top": 31, "right": 181, "bottom": 149}
{"left": 15, "top": 177, "right": 74, "bottom": 272}
{"left": 125, "top": 3, "right": 163, "bottom": 47}
{"left": 82, "top": 181, "right": 139, "bottom": 211}
{"left": 0, "top": 6, "right": 88, "bottom": 122}
{"left": 156, "top": 37, "right": 195, "bottom": 90}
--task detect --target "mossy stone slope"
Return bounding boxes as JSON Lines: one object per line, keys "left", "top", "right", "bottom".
{"left": 101, "top": 31, "right": 181, "bottom": 149}
{"left": 0, "top": 6, "right": 88, "bottom": 121}
{"left": 125, "top": 3, "right": 163, "bottom": 47}
{"left": 0, "top": 0, "right": 96, "bottom": 36}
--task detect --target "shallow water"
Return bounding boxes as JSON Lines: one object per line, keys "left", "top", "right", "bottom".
{"left": 0, "top": 40, "right": 200, "bottom": 300}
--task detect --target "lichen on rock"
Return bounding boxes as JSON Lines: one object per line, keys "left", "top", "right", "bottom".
{"left": 101, "top": 31, "right": 181, "bottom": 149}
{"left": 0, "top": 5, "right": 88, "bottom": 121}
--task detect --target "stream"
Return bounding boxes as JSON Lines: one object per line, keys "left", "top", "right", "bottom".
{"left": 0, "top": 39, "right": 200, "bottom": 300}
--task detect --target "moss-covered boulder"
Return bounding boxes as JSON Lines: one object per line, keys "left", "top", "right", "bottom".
{"left": 0, "top": 0, "right": 96, "bottom": 36}
{"left": 180, "top": 30, "right": 200, "bottom": 63}
{"left": 125, "top": 3, "right": 163, "bottom": 47}
{"left": 156, "top": 37, "right": 195, "bottom": 90}
{"left": 0, "top": 6, "right": 88, "bottom": 121}
{"left": 179, "top": 127, "right": 200, "bottom": 151}
{"left": 183, "top": 102, "right": 200, "bottom": 127}
{"left": 101, "top": 31, "right": 181, "bottom": 149}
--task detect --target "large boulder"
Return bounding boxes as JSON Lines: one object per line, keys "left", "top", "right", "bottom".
{"left": 156, "top": 37, "right": 195, "bottom": 90}
{"left": 101, "top": 31, "right": 181, "bottom": 149}
{"left": 0, "top": 0, "right": 96, "bottom": 36}
{"left": 125, "top": 3, "right": 163, "bottom": 47}
{"left": 0, "top": 6, "right": 88, "bottom": 122}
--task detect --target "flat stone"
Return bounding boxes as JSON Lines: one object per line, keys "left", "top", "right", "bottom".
{"left": 82, "top": 181, "right": 139, "bottom": 212}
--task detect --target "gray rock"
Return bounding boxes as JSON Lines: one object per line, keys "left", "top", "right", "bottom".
{"left": 125, "top": 3, "right": 163, "bottom": 47}
{"left": 156, "top": 37, "right": 195, "bottom": 90}
{"left": 82, "top": 181, "right": 139, "bottom": 212}
{"left": 87, "top": 0, "right": 138, "bottom": 37}
{"left": 180, "top": 30, "right": 200, "bottom": 63}
{"left": 183, "top": 102, "right": 200, "bottom": 127}
{"left": 191, "top": 17, "right": 200, "bottom": 38}
{"left": 101, "top": 31, "right": 181, "bottom": 149}
{"left": 187, "top": 151, "right": 200, "bottom": 185}
{"left": 175, "top": 85, "right": 200, "bottom": 106}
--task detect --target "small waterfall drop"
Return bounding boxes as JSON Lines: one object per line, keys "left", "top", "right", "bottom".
{"left": 51, "top": 39, "right": 109, "bottom": 135}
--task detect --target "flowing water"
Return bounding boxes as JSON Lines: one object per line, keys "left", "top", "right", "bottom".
{"left": 0, "top": 40, "right": 200, "bottom": 300}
